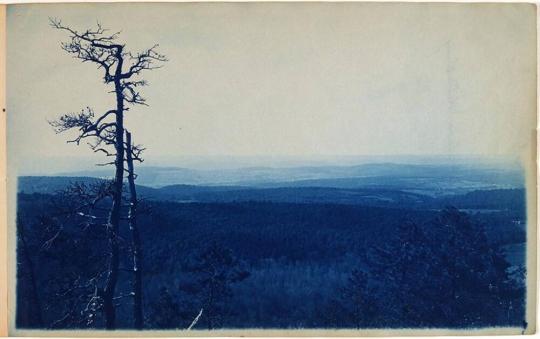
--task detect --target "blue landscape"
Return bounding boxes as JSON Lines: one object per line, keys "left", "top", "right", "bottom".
{"left": 9, "top": 4, "right": 534, "bottom": 332}
{"left": 16, "top": 160, "right": 528, "bottom": 329}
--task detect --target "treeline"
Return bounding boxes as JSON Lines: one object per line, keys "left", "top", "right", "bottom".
{"left": 16, "top": 193, "right": 526, "bottom": 329}
{"left": 18, "top": 176, "right": 527, "bottom": 213}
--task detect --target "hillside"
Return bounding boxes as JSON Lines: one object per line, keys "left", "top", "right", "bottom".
{"left": 18, "top": 175, "right": 525, "bottom": 212}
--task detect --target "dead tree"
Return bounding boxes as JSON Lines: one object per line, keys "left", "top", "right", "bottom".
{"left": 125, "top": 130, "right": 144, "bottom": 329}
{"left": 49, "top": 18, "right": 166, "bottom": 329}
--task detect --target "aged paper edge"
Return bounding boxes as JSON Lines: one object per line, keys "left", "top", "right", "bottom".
{"left": 0, "top": 2, "right": 537, "bottom": 337}
{"left": 0, "top": 3, "right": 7, "bottom": 338}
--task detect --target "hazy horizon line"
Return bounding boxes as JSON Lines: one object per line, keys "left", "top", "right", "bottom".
{"left": 13, "top": 153, "right": 524, "bottom": 177}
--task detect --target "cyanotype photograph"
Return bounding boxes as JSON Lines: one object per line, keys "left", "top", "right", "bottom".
{"left": 5, "top": 2, "right": 537, "bottom": 336}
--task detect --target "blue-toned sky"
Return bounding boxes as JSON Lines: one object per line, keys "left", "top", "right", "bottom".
{"left": 7, "top": 3, "right": 537, "bottom": 173}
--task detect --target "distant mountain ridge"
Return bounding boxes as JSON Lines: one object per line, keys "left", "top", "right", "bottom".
{"left": 18, "top": 175, "right": 525, "bottom": 212}
{"left": 53, "top": 162, "right": 524, "bottom": 191}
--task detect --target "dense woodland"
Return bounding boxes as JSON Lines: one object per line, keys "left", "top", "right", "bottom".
{"left": 16, "top": 185, "right": 527, "bottom": 329}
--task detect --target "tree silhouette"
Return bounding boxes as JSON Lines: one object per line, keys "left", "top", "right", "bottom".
{"left": 354, "top": 207, "right": 524, "bottom": 328}
{"left": 125, "top": 130, "right": 145, "bottom": 329}
{"left": 49, "top": 18, "right": 166, "bottom": 329}
{"left": 182, "top": 242, "right": 250, "bottom": 329}
{"left": 17, "top": 183, "right": 112, "bottom": 328}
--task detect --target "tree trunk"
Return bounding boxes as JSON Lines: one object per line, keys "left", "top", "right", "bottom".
{"left": 103, "top": 54, "right": 125, "bottom": 329}
{"left": 126, "top": 131, "right": 144, "bottom": 330}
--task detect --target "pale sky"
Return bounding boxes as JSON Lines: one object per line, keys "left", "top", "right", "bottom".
{"left": 7, "top": 3, "right": 537, "bottom": 173}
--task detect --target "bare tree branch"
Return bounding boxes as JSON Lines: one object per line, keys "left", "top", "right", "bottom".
{"left": 187, "top": 309, "right": 204, "bottom": 330}
{"left": 49, "top": 18, "right": 165, "bottom": 330}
